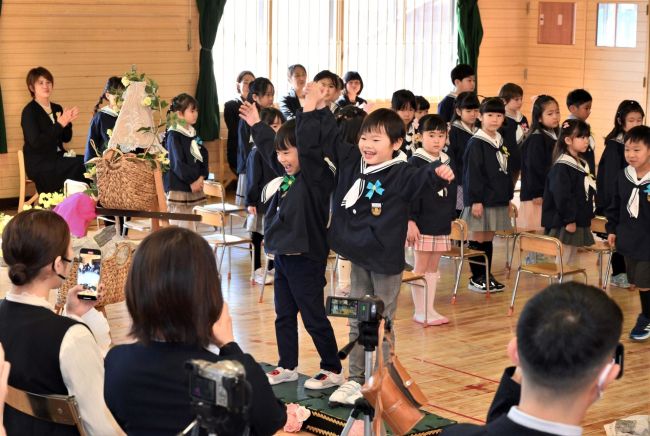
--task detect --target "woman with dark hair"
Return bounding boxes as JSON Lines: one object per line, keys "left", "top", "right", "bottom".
{"left": 336, "top": 71, "right": 367, "bottom": 108}
{"left": 21, "top": 66, "right": 86, "bottom": 193}
{"left": 0, "top": 209, "right": 120, "bottom": 435}
{"left": 279, "top": 64, "right": 307, "bottom": 120}
{"left": 104, "top": 227, "right": 286, "bottom": 435}
{"left": 224, "top": 70, "right": 255, "bottom": 174}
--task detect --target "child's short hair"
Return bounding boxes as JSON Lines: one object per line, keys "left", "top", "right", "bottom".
{"left": 450, "top": 64, "right": 475, "bottom": 85}
{"left": 566, "top": 89, "right": 593, "bottom": 108}
{"left": 391, "top": 89, "right": 416, "bottom": 111}
{"left": 260, "top": 107, "right": 286, "bottom": 126}
{"left": 359, "top": 108, "right": 406, "bottom": 146}
{"left": 247, "top": 77, "right": 274, "bottom": 104}
{"left": 480, "top": 97, "right": 506, "bottom": 115}
{"left": 335, "top": 75, "right": 344, "bottom": 91}
{"left": 170, "top": 93, "right": 198, "bottom": 113}
{"left": 553, "top": 119, "right": 591, "bottom": 161}
{"left": 624, "top": 124, "right": 650, "bottom": 147}
{"left": 274, "top": 119, "right": 296, "bottom": 151}
{"left": 606, "top": 100, "right": 645, "bottom": 141}
{"left": 313, "top": 70, "right": 338, "bottom": 86}
{"left": 287, "top": 64, "right": 306, "bottom": 78}
{"left": 415, "top": 96, "right": 430, "bottom": 111}
{"left": 418, "top": 114, "right": 446, "bottom": 133}
{"left": 336, "top": 105, "right": 367, "bottom": 144}
{"left": 451, "top": 92, "right": 480, "bottom": 122}
{"left": 498, "top": 83, "right": 524, "bottom": 102}
{"left": 343, "top": 71, "right": 364, "bottom": 95}
{"left": 26, "top": 66, "right": 54, "bottom": 97}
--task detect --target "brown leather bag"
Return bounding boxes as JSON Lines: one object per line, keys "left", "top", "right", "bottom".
{"left": 361, "top": 319, "right": 428, "bottom": 435}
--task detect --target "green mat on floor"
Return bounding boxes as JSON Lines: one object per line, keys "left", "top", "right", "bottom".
{"left": 262, "top": 363, "right": 456, "bottom": 435}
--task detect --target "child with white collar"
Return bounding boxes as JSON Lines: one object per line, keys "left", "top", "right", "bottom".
{"left": 164, "top": 93, "right": 209, "bottom": 230}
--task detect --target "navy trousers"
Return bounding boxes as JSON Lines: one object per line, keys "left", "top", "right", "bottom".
{"left": 273, "top": 254, "right": 341, "bottom": 373}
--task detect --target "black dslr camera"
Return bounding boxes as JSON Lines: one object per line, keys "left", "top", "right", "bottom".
{"left": 184, "top": 359, "right": 250, "bottom": 435}
{"left": 326, "top": 295, "right": 384, "bottom": 322}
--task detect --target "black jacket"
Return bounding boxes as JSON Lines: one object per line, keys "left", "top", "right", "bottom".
{"left": 279, "top": 89, "right": 302, "bottom": 120}
{"left": 542, "top": 158, "right": 595, "bottom": 229}
{"left": 521, "top": 129, "right": 556, "bottom": 201}
{"left": 499, "top": 114, "right": 528, "bottom": 177}
{"left": 605, "top": 168, "right": 650, "bottom": 261}
{"left": 463, "top": 135, "right": 514, "bottom": 207}
{"left": 163, "top": 130, "right": 209, "bottom": 193}
{"left": 596, "top": 135, "right": 625, "bottom": 214}
{"left": 251, "top": 108, "right": 335, "bottom": 262}
{"left": 336, "top": 94, "right": 367, "bottom": 108}
{"left": 437, "top": 94, "right": 456, "bottom": 123}
{"left": 224, "top": 97, "right": 243, "bottom": 173}
{"left": 408, "top": 152, "right": 457, "bottom": 236}
{"left": 236, "top": 119, "right": 253, "bottom": 175}
{"left": 84, "top": 109, "right": 117, "bottom": 163}
{"left": 448, "top": 121, "right": 476, "bottom": 185}
{"left": 245, "top": 146, "right": 275, "bottom": 213}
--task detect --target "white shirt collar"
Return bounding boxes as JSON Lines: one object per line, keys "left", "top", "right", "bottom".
{"left": 474, "top": 128, "right": 503, "bottom": 149}
{"left": 506, "top": 111, "right": 524, "bottom": 122}
{"left": 99, "top": 106, "right": 118, "bottom": 117}
{"left": 508, "top": 406, "right": 582, "bottom": 436}
{"left": 168, "top": 123, "right": 196, "bottom": 138}
{"left": 5, "top": 291, "right": 54, "bottom": 311}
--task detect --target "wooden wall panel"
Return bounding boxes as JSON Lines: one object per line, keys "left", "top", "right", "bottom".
{"left": 0, "top": 0, "right": 201, "bottom": 199}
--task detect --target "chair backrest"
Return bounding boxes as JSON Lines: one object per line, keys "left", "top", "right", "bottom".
{"left": 17, "top": 149, "right": 27, "bottom": 185}
{"left": 203, "top": 181, "right": 226, "bottom": 201}
{"left": 518, "top": 232, "right": 562, "bottom": 258}
{"left": 591, "top": 216, "right": 607, "bottom": 234}
{"left": 63, "top": 179, "right": 90, "bottom": 198}
{"left": 449, "top": 219, "right": 468, "bottom": 242}
{"left": 193, "top": 206, "right": 226, "bottom": 228}
{"left": 6, "top": 385, "right": 87, "bottom": 436}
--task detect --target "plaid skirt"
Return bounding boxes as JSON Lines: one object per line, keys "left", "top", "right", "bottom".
{"left": 461, "top": 205, "right": 512, "bottom": 232}
{"left": 166, "top": 190, "right": 206, "bottom": 230}
{"left": 235, "top": 174, "right": 247, "bottom": 206}
{"left": 546, "top": 227, "right": 595, "bottom": 247}
{"left": 413, "top": 234, "right": 451, "bottom": 252}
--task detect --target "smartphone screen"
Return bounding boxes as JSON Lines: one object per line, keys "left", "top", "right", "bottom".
{"left": 326, "top": 297, "right": 358, "bottom": 318}
{"left": 77, "top": 248, "right": 101, "bottom": 300}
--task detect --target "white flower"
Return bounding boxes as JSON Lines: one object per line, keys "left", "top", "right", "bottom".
{"left": 106, "top": 128, "right": 113, "bottom": 137}
{"left": 141, "top": 96, "right": 152, "bottom": 106}
{"left": 121, "top": 77, "right": 130, "bottom": 87}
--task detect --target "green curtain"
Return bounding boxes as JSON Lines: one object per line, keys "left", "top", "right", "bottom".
{"left": 194, "top": 0, "right": 226, "bottom": 141}
{"left": 0, "top": 1, "right": 6, "bottom": 153}
{"left": 456, "top": 0, "right": 483, "bottom": 87}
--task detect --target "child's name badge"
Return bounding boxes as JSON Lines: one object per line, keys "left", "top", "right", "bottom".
{"left": 371, "top": 203, "right": 382, "bottom": 216}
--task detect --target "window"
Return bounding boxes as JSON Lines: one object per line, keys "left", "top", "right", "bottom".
{"left": 214, "top": 0, "right": 457, "bottom": 102}
{"left": 596, "top": 3, "right": 637, "bottom": 48}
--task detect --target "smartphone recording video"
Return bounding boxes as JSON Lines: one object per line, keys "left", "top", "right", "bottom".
{"left": 77, "top": 248, "right": 101, "bottom": 300}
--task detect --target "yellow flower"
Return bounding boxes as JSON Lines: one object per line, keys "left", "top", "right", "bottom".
{"left": 141, "top": 96, "right": 152, "bottom": 106}
{"left": 121, "top": 77, "right": 130, "bottom": 87}
{"left": 107, "top": 129, "right": 113, "bottom": 137}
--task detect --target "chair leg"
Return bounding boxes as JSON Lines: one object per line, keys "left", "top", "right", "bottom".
{"left": 597, "top": 253, "right": 603, "bottom": 288}
{"left": 422, "top": 279, "right": 429, "bottom": 327}
{"left": 483, "top": 254, "right": 490, "bottom": 299}
{"left": 508, "top": 269, "right": 522, "bottom": 316}
{"left": 258, "top": 258, "right": 268, "bottom": 303}
{"left": 603, "top": 252, "right": 613, "bottom": 291}
{"left": 451, "top": 258, "right": 463, "bottom": 304}
{"left": 506, "top": 237, "right": 517, "bottom": 279}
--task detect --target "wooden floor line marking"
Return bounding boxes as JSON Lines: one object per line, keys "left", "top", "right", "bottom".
{"left": 426, "top": 402, "right": 486, "bottom": 424}
{"left": 412, "top": 357, "right": 500, "bottom": 384}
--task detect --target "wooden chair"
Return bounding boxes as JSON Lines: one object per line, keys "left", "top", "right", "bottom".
{"left": 495, "top": 203, "right": 519, "bottom": 277}
{"left": 5, "top": 385, "right": 87, "bottom": 436}
{"left": 258, "top": 251, "right": 275, "bottom": 303}
{"left": 402, "top": 270, "right": 432, "bottom": 326}
{"left": 193, "top": 206, "right": 253, "bottom": 280}
{"left": 17, "top": 149, "right": 39, "bottom": 212}
{"left": 508, "top": 232, "right": 588, "bottom": 316}
{"left": 583, "top": 216, "right": 614, "bottom": 290}
{"left": 202, "top": 180, "right": 247, "bottom": 234}
{"left": 440, "top": 219, "right": 491, "bottom": 303}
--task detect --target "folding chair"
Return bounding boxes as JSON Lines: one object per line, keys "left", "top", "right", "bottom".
{"left": 6, "top": 385, "right": 87, "bottom": 436}
{"left": 583, "top": 216, "right": 614, "bottom": 290}
{"left": 440, "top": 219, "right": 491, "bottom": 303}
{"left": 258, "top": 251, "right": 274, "bottom": 303}
{"left": 509, "top": 232, "right": 588, "bottom": 315}
{"left": 193, "top": 206, "right": 253, "bottom": 280}
{"left": 202, "top": 180, "right": 247, "bottom": 234}
{"left": 401, "top": 270, "right": 432, "bottom": 326}
{"left": 17, "top": 149, "right": 39, "bottom": 212}
{"left": 495, "top": 203, "right": 519, "bottom": 277}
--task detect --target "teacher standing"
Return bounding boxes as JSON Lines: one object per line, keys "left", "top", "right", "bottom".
{"left": 21, "top": 66, "right": 85, "bottom": 193}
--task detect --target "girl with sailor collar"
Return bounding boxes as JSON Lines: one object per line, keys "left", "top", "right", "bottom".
{"left": 461, "top": 97, "right": 514, "bottom": 293}
{"left": 448, "top": 91, "right": 480, "bottom": 216}
{"left": 407, "top": 114, "right": 457, "bottom": 326}
{"left": 84, "top": 76, "right": 125, "bottom": 162}
{"left": 164, "top": 94, "right": 209, "bottom": 231}
{"left": 542, "top": 120, "right": 596, "bottom": 265}
{"left": 520, "top": 95, "right": 561, "bottom": 232}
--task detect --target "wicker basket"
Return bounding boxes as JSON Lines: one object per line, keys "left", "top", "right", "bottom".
{"left": 95, "top": 149, "right": 159, "bottom": 211}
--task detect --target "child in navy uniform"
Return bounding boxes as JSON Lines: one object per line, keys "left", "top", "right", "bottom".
{"left": 407, "top": 114, "right": 457, "bottom": 325}
{"left": 391, "top": 89, "right": 419, "bottom": 157}
{"left": 245, "top": 107, "right": 285, "bottom": 284}
{"left": 461, "top": 97, "right": 513, "bottom": 292}
{"left": 323, "top": 108, "right": 454, "bottom": 405}
{"left": 498, "top": 83, "right": 529, "bottom": 186}
{"left": 437, "top": 64, "right": 476, "bottom": 123}
{"left": 542, "top": 119, "right": 596, "bottom": 265}
{"left": 415, "top": 95, "right": 431, "bottom": 122}
{"left": 84, "top": 76, "right": 125, "bottom": 162}
{"left": 520, "top": 95, "right": 560, "bottom": 232}
{"left": 164, "top": 93, "right": 209, "bottom": 231}
{"left": 239, "top": 83, "right": 344, "bottom": 390}
{"left": 566, "top": 89, "right": 596, "bottom": 174}
{"left": 597, "top": 100, "right": 644, "bottom": 289}
{"left": 448, "top": 92, "right": 480, "bottom": 215}
{"left": 606, "top": 125, "right": 650, "bottom": 341}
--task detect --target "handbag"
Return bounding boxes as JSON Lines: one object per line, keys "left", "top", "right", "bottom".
{"left": 361, "top": 319, "right": 428, "bottom": 435}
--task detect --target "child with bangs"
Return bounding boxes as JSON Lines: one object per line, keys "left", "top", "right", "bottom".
{"left": 449, "top": 92, "right": 480, "bottom": 215}
{"left": 391, "top": 89, "right": 419, "bottom": 157}
{"left": 542, "top": 119, "right": 596, "bottom": 265}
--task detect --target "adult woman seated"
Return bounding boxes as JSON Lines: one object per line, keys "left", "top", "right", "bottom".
{"left": 0, "top": 209, "right": 121, "bottom": 435}
{"left": 21, "top": 66, "right": 86, "bottom": 193}
{"left": 104, "top": 227, "right": 287, "bottom": 435}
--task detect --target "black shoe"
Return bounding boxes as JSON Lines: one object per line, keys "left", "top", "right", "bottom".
{"left": 488, "top": 275, "right": 506, "bottom": 292}
{"left": 468, "top": 276, "right": 488, "bottom": 293}
{"left": 630, "top": 314, "right": 650, "bottom": 341}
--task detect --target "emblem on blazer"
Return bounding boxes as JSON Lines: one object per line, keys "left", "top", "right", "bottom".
{"left": 644, "top": 185, "right": 650, "bottom": 201}
{"left": 371, "top": 202, "right": 382, "bottom": 216}
{"left": 365, "top": 180, "right": 385, "bottom": 200}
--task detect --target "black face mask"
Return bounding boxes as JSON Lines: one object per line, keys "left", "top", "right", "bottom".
{"left": 54, "top": 256, "right": 73, "bottom": 280}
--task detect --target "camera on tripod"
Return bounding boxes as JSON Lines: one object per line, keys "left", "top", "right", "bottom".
{"left": 326, "top": 295, "right": 384, "bottom": 322}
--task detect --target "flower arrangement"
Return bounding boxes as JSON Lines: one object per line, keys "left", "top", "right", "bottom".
{"left": 283, "top": 403, "right": 311, "bottom": 432}
{"left": 23, "top": 192, "right": 65, "bottom": 210}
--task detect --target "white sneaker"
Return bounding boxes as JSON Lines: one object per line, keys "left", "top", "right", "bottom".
{"left": 304, "top": 370, "right": 345, "bottom": 390}
{"left": 266, "top": 367, "right": 298, "bottom": 385}
{"left": 254, "top": 268, "right": 274, "bottom": 285}
{"left": 329, "top": 380, "right": 362, "bottom": 406}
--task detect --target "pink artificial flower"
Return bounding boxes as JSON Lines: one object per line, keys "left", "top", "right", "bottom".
{"left": 283, "top": 403, "right": 311, "bottom": 432}
{"left": 349, "top": 419, "right": 365, "bottom": 436}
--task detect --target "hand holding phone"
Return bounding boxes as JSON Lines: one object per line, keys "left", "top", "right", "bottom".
{"left": 77, "top": 248, "right": 101, "bottom": 301}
